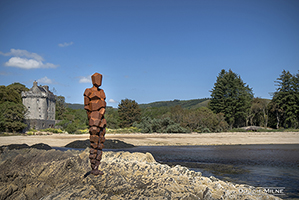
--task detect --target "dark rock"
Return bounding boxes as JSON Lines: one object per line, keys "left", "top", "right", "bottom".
{"left": 30, "top": 143, "right": 52, "bottom": 150}
{"left": 7, "top": 143, "right": 29, "bottom": 150}
{"left": 105, "top": 139, "right": 135, "bottom": 149}
{"left": 65, "top": 139, "right": 135, "bottom": 149}
{"left": 64, "top": 139, "right": 90, "bottom": 149}
{"left": 0, "top": 143, "right": 52, "bottom": 153}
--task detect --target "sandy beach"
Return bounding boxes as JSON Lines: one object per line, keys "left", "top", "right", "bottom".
{"left": 1, "top": 132, "right": 299, "bottom": 147}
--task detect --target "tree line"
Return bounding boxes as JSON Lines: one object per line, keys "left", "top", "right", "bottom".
{"left": 114, "top": 69, "right": 299, "bottom": 132}
{"left": 210, "top": 69, "right": 299, "bottom": 129}
{"left": 1, "top": 69, "right": 298, "bottom": 133}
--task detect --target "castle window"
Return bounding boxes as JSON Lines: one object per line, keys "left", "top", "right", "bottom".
{"left": 39, "top": 115, "right": 41, "bottom": 118}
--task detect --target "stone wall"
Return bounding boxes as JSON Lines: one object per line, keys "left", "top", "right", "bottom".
{"left": 23, "top": 119, "right": 55, "bottom": 132}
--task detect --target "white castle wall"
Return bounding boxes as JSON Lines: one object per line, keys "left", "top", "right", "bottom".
{"left": 22, "top": 81, "right": 56, "bottom": 130}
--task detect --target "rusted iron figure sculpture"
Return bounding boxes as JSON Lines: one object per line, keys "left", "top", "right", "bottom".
{"left": 84, "top": 73, "right": 106, "bottom": 175}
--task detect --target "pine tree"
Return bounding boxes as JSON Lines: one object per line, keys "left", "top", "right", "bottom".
{"left": 209, "top": 69, "right": 253, "bottom": 129}
{"left": 270, "top": 70, "right": 299, "bottom": 128}
{"left": 118, "top": 99, "right": 141, "bottom": 128}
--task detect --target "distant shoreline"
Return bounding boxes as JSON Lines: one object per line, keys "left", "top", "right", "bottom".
{"left": 0, "top": 132, "right": 298, "bottom": 147}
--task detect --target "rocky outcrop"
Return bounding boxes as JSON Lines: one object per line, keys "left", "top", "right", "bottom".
{"left": 0, "top": 148, "right": 280, "bottom": 200}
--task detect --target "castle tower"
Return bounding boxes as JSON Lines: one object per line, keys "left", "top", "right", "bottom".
{"left": 21, "top": 81, "right": 56, "bottom": 130}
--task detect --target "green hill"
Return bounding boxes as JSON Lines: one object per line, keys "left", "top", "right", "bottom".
{"left": 66, "top": 98, "right": 210, "bottom": 110}
{"left": 66, "top": 103, "right": 113, "bottom": 110}
{"left": 139, "top": 98, "right": 210, "bottom": 109}
{"left": 66, "top": 103, "right": 84, "bottom": 110}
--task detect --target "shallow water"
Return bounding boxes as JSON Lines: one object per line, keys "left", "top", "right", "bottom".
{"left": 107, "top": 144, "right": 299, "bottom": 199}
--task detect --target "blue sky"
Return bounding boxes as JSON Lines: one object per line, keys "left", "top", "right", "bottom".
{"left": 1, "top": 0, "right": 298, "bottom": 107}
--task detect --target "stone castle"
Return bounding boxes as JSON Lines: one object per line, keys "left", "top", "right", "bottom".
{"left": 21, "top": 81, "right": 56, "bottom": 130}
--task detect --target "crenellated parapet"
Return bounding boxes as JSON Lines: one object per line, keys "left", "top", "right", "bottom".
{"left": 21, "top": 82, "right": 55, "bottom": 101}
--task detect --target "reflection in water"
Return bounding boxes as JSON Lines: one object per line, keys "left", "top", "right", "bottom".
{"left": 107, "top": 144, "right": 299, "bottom": 199}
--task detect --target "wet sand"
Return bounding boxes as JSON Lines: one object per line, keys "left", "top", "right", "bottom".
{"left": 0, "top": 132, "right": 299, "bottom": 147}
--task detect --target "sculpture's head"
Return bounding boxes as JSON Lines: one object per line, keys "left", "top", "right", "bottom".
{"left": 91, "top": 73, "right": 102, "bottom": 88}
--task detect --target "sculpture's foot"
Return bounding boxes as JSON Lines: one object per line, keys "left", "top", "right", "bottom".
{"left": 90, "top": 169, "right": 104, "bottom": 176}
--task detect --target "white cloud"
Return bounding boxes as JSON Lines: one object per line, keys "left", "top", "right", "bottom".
{"left": 42, "top": 62, "right": 58, "bottom": 68}
{"left": 37, "top": 76, "right": 53, "bottom": 84}
{"left": 5, "top": 57, "right": 41, "bottom": 69}
{"left": 4, "top": 57, "right": 58, "bottom": 69}
{"left": 79, "top": 75, "right": 92, "bottom": 83}
{"left": 0, "top": 49, "right": 58, "bottom": 69}
{"left": 0, "top": 49, "right": 44, "bottom": 61}
{"left": 108, "top": 99, "right": 118, "bottom": 103}
{"left": 58, "top": 42, "right": 74, "bottom": 47}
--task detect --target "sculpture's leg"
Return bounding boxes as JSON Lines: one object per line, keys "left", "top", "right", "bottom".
{"left": 89, "top": 128, "right": 105, "bottom": 175}
{"left": 89, "top": 134, "right": 103, "bottom": 175}
{"left": 99, "top": 130, "right": 106, "bottom": 144}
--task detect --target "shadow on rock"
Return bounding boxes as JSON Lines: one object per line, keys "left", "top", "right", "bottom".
{"left": 65, "top": 139, "right": 135, "bottom": 149}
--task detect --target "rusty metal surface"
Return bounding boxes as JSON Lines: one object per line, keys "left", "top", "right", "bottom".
{"left": 84, "top": 73, "right": 106, "bottom": 176}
